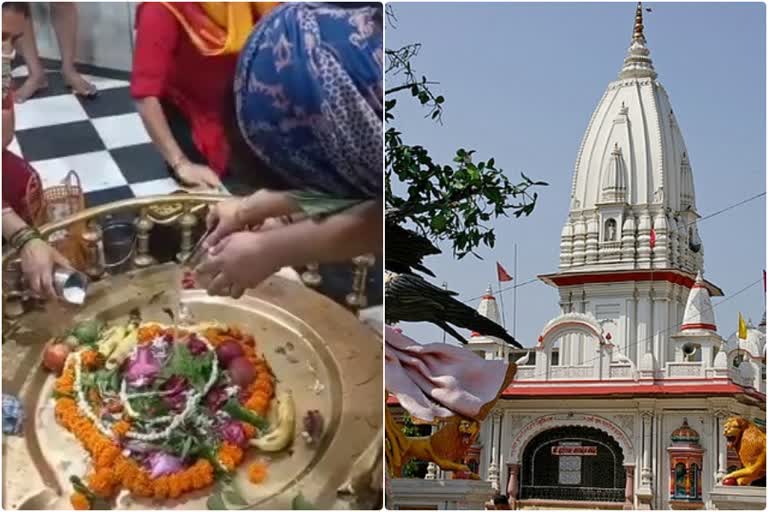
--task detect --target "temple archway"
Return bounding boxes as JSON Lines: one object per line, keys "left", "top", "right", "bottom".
{"left": 519, "top": 425, "right": 626, "bottom": 503}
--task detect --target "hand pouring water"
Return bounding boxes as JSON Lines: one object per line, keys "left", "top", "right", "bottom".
{"left": 52, "top": 267, "right": 89, "bottom": 305}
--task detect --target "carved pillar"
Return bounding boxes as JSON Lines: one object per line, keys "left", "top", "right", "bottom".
{"left": 652, "top": 213, "right": 668, "bottom": 268}
{"left": 572, "top": 219, "right": 587, "bottom": 266}
{"left": 133, "top": 208, "right": 156, "bottom": 268}
{"left": 713, "top": 410, "right": 728, "bottom": 482}
{"left": 653, "top": 291, "right": 668, "bottom": 367}
{"left": 500, "top": 410, "right": 513, "bottom": 492}
{"left": 621, "top": 215, "right": 636, "bottom": 264}
{"left": 624, "top": 465, "right": 635, "bottom": 509}
{"left": 346, "top": 254, "right": 375, "bottom": 313}
{"left": 641, "top": 410, "right": 654, "bottom": 486}
{"left": 559, "top": 222, "right": 573, "bottom": 269}
{"left": 507, "top": 463, "right": 521, "bottom": 506}
{"left": 637, "top": 212, "right": 652, "bottom": 268}
{"left": 637, "top": 289, "right": 656, "bottom": 379}
{"left": 585, "top": 218, "right": 599, "bottom": 264}
{"left": 82, "top": 221, "right": 105, "bottom": 279}
{"left": 176, "top": 205, "right": 197, "bottom": 263}
{"left": 488, "top": 454, "right": 499, "bottom": 493}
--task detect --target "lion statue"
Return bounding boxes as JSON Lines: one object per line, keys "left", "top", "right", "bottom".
{"left": 721, "top": 416, "right": 766, "bottom": 486}
{"left": 386, "top": 407, "right": 481, "bottom": 478}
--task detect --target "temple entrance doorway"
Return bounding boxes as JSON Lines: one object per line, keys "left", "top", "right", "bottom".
{"left": 520, "top": 425, "right": 626, "bottom": 503}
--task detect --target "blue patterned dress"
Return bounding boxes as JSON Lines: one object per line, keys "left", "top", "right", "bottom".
{"left": 234, "top": 3, "right": 382, "bottom": 202}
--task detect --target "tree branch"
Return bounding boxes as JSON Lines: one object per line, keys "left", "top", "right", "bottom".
{"left": 385, "top": 81, "right": 441, "bottom": 96}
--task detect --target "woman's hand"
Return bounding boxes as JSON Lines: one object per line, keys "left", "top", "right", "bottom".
{"left": 194, "top": 231, "right": 284, "bottom": 299}
{"left": 204, "top": 197, "right": 246, "bottom": 248}
{"left": 204, "top": 190, "right": 300, "bottom": 248}
{"left": 174, "top": 160, "right": 222, "bottom": 189}
{"left": 20, "top": 239, "right": 72, "bottom": 299}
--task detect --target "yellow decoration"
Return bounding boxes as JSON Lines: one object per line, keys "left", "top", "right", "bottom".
{"left": 738, "top": 312, "right": 748, "bottom": 340}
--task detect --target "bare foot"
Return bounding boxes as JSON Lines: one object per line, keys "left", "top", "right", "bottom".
{"left": 13, "top": 73, "right": 48, "bottom": 103}
{"left": 61, "top": 68, "right": 97, "bottom": 97}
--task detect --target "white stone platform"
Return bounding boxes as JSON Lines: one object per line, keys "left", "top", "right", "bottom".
{"left": 707, "top": 485, "right": 766, "bottom": 510}
{"left": 387, "top": 478, "right": 494, "bottom": 510}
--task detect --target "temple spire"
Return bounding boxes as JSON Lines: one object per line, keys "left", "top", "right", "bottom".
{"left": 619, "top": 2, "right": 657, "bottom": 80}
{"left": 633, "top": 2, "right": 646, "bottom": 43}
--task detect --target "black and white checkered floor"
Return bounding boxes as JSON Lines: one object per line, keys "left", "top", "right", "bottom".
{"left": 9, "top": 64, "right": 210, "bottom": 207}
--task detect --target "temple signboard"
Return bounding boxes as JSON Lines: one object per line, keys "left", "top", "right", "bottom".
{"left": 551, "top": 446, "right": 597, "bottom": 456}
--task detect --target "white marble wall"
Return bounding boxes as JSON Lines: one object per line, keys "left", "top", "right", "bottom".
{"left": 30, "top": 2, "right": 136, "bottom": 72}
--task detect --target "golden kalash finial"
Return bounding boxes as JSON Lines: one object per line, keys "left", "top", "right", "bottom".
{"left": 633, "top": 2, "right": 645, "bottom": 42}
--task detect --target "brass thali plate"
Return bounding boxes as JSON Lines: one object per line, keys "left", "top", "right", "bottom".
{"left": 2, "top": 264, "right": 382, "bottom": 510}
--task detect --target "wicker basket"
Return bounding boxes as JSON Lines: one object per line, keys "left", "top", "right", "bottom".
{"left": 25, "top": 170, "right": 89, "bottom": 270}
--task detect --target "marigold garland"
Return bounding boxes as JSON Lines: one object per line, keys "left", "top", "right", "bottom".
{"left": 218, "top": 441, "right": 244, "bottom": 471}
{"left": 112, "top": 419, "right": 131, "bottom": 437}
{"left": 53, "top": 325, "right": 272, "bottom": 505}
{"left": 70, "top": 492, "right": 90, "bottom": 510}
{"left": 80, "top": 350, "right": 102, "bottom": 370}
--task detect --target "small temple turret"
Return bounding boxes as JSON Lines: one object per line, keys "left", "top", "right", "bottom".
{"left": 680, "top": 272, "right": 717, "bottom": 333}
{"left": 468, "top": 286, "right": 513, "bottom": 361}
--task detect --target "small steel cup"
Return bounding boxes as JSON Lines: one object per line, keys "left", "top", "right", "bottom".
{"left": 52, "top": 267, "right": 89, "bottom": 305}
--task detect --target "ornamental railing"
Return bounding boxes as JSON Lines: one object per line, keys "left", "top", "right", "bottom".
{"left": 520, "top": 484, "right": 624, "bottom": 502}
{"left": 2, "top": 194, "right": 375, "bottom": 320}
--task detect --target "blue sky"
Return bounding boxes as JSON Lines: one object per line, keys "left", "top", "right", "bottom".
{"left": 387, "top": 2, "right": 766, "bottom": 347}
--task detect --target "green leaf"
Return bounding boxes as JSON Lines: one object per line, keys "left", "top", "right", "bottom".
{"left": 223, "top": 486, "right": 248, "bottom": 507}
{"left": 207, "top": 492, "right": 229, "bottom": 510}
{"left": 160, "top": 343, "right": 214, "bottom": 392}
{"left": 292, "top": 493, "right": 316, "bottom": 510}
{"left": 222, "top": 399, "right": 269, "bottom": 430}
{"left": 430, "top": 214, "right": 447, "bottom": 232}
{"left": 288, "top": 191, "right": 365, "bottom": 218}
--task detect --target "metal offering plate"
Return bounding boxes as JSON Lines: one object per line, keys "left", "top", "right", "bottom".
{"left": 2, "top": 264, "right": 382, "bottom": 510}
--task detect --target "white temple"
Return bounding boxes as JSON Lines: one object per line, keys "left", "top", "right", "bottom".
{"left": 389, "top": 4, "right": 765, "bottom": 510}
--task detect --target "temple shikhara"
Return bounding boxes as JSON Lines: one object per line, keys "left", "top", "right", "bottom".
{"left": 387, "top": 4, "right": 765, "bottom": 510}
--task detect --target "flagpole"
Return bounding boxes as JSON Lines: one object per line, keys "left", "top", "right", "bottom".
{"left": 513, "top": 243, "right": 518, "bottom": 339}
{"left": 442, "top": 281, "right": 448, "bottom": 343}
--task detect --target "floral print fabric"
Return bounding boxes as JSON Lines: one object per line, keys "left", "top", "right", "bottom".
{"left": 234, "top": 3, "right": 383, "bottom": 199}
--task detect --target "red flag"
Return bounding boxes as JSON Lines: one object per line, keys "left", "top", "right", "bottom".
{"left": 649, "top": 228, "right": 657, "bottom": 249}
{"left": 497, "top": 262, "right": 513, "bottom": 282}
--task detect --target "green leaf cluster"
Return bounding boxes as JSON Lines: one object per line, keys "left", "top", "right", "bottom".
{"left": 159, "top": 343, "right": 214, "bottom": 392}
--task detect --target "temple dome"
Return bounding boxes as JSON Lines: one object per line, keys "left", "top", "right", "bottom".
{"left": 726, "top": 318, "right": 766, "bottom": 359}
{"left": 560, "top": 2, "right": 703, "bottom": 274}
{"left": 570, "top": 6, "right": 692, "bottom": 214}
{"left": 670, "top": 418, "right": 700, "bottom": 445}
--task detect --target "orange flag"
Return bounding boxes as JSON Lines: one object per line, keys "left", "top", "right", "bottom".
{"left": 497, "top": 262, "right": 513, "bottom": 282}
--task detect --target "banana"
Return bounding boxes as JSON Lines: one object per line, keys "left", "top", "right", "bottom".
{"left": 105, "top": 326, "right": 139, "bottom": 370}
{"left": 249, "top": 392, "right": 295, "bottom": 452}
{"left": 97, "top": 326, "right": 126, "bottom": 358}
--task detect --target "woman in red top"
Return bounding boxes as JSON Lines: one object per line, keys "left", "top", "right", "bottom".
{"left": 3, "top": 2, "right": 72, "bottom": 299}
{"left": 131, "top": 3, "right": 276, "bottom": 189}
